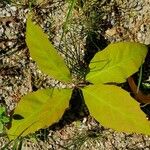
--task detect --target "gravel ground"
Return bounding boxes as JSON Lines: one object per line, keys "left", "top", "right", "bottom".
{"left": 0, "top": 0, "right": 150, "bottom": 149}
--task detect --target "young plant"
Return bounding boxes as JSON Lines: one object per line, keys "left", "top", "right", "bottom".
{"left": 0, "top": 106, "right": 10, "bottom": 133}
{"left": 7, "top": 15, "right": 150, "bottom": 140}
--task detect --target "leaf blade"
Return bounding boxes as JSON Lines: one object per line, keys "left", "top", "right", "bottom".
{"left": 82, "top": 84, "right": 150, "bottom": 135}
{"left": 7, "top": 88, "right": 72, "bottom": 140}
{"left": 87, "top": 42, "right": 148, "bottom": 84}
{"left": 26, "top": 16, "right": 71, "bottom": 82}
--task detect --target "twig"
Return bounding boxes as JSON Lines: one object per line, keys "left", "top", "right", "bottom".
{"left": 127, "top": 76, "right": 150, "bottom": 103}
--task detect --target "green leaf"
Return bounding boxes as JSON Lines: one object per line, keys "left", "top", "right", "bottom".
{"left": 87, "top": 42, "right": 148, "bottom": 84}
{"left": 0, "top": 122, "right": 4, "bottom": 133}
{"left": 26, "top": 16, "right": 71, "bottom": 82}
{"left": 0, "top": 106, "right": 5, "bottom": 115}
{"left": 82, "top": 84, "right": 150, "bottom": 135}
{"left": 2, "top": 116, "right": 9, "bottom": 123}
{"left": 7, "top": 88, "right": 72, "bottom": 140}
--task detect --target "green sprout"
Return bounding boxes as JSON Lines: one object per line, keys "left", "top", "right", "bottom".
{"left": 0, "top": 106, "right": 10, "bottom": 133}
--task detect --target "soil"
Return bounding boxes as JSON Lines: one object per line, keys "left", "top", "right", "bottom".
{"left": 0, "top": 0, "right": 150, "bottom": 149}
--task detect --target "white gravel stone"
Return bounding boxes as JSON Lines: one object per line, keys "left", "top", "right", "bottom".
{"left": 10, "top": 6, "right": 17, "bottom": 12}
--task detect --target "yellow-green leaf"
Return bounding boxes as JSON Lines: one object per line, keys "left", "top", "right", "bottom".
{"left": 82, "top": 84, "right": 150, "bottom": 135}
{"left": 26, "top": 16, "right": 71, "bottom": 82}
{"left": 7, "top": 88, "right": 72, "bottom": 140}
{"left": 87, "top": 42, "right": 148, "bottom": 84}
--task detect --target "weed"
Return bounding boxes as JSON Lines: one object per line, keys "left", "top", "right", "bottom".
{"left": 6, "top": 14, "right": 149, "bottom": 141}
{"left": 0, "top": 106, "right": 10, "bottom": 134}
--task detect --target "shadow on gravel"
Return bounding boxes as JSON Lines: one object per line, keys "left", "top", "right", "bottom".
{"left": 84, "top": 32, "right": 109, "bottom": 65}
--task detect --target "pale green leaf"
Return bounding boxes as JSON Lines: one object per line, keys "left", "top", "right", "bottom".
{"left": 87, "top": 42, "right": 148, "bottom": 84}
{"left": 26, "top": 16, "right": 71, "bottom": 82}
{"left": 82, "top": 84, "right": 150, "bottom": 135}
{"left": 7, "top": 88, "right": 72, "bottom": 140}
